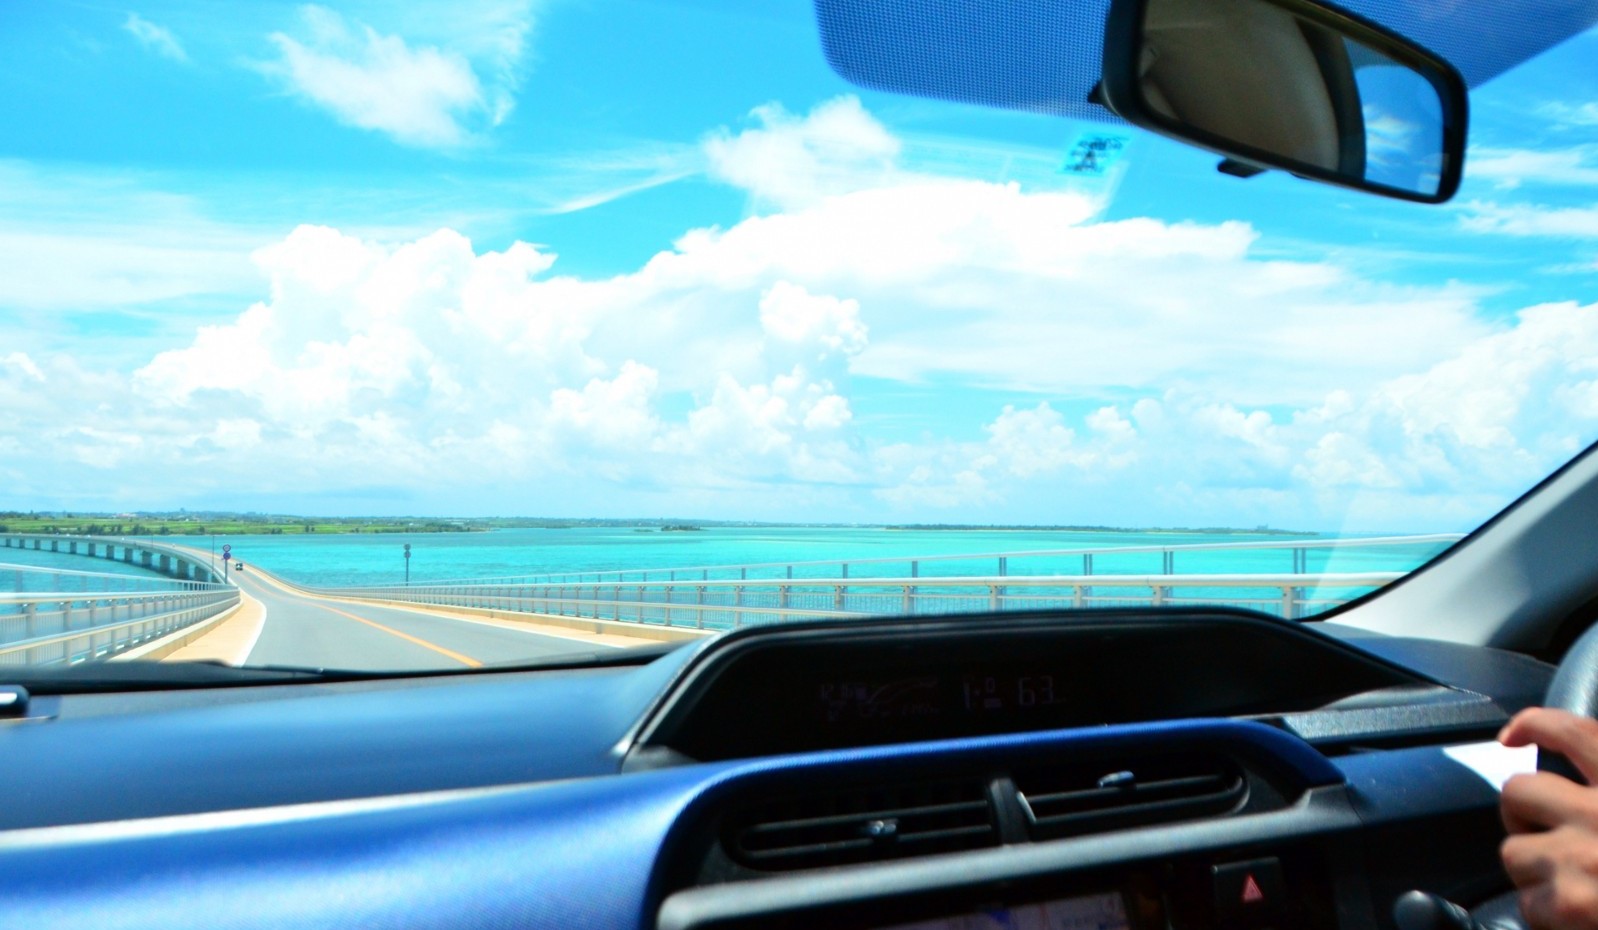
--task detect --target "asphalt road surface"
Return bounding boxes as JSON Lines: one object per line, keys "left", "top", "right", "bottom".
{"left": 229, "top": 564, "right": 618, "bottom": 671}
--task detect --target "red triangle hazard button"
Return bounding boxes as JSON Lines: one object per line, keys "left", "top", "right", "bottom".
{"left": 1241, "top": 874, "right": 1266, "bottom": 905}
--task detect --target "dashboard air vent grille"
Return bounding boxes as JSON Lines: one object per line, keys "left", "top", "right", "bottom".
{"left": 726, "top": 779, "right": 997, "bottom": 870}
{"left": 1016, "top": 754, "right": 1247, "bottom": 839}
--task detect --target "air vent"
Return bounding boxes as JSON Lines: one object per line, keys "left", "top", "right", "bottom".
{"left": 1016, "top": 754, "right": 1247, "bottom": 839}
{"left": 725, "top": 779, "right": 997, "bottom": 870}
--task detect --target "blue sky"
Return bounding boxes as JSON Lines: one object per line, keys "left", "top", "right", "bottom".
{"left": 1, "top": 0, "right": 1596, "bottom": 532}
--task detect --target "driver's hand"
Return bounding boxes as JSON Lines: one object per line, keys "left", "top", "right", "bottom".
{"left": 1500, "top": 708, "right": 1598, "bottom": 930}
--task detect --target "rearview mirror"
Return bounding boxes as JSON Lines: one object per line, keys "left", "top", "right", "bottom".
{"left": 1099, "top": 0, "right": 1468, "bottom": 202}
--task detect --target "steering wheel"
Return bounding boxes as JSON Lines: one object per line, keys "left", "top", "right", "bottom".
{"left": 1469, "top": 622, "right": 1598, "bottom": 929}
{"left": 1391, "top": 625, "right": 1598, "bottom": 930}
{"left": 1545, "top": 619, "right": 1598, "bottom": 725}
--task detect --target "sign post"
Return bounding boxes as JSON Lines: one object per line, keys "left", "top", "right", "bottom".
{"left": 404, "top": 544, "right": 411, "bottom": 586}
{"left": 221, "top": 544, "right": 232, "bottom": 582}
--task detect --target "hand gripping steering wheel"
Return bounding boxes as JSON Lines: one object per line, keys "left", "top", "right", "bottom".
{"left": 1388, "top": 624, "right": 1598, "bottom": 930}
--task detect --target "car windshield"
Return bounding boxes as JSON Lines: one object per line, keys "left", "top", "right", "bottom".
{"left": 2, "top": 1, "right": 1595, "bottom": 675}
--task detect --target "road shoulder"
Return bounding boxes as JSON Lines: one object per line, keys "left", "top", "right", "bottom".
{"left": 167, "top": 542, "right": 696, "bottom": 660}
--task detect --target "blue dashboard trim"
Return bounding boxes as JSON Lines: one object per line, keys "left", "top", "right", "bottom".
{"left": 0, "top": 718, "right": 1338, "bottom": 930}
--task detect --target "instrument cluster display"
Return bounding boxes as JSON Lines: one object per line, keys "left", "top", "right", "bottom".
{"left": 645, "top": 614, "right": 1428, "bottom": 761}
{"left": 817, "top": 671, "right": 1071, "bottom": 726}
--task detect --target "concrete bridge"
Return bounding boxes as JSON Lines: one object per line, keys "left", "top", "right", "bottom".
{"left": 0, "top": 534, "right": 222, "bottom": 584}
{"left": 3, "top": 535, "right": 644, "bottom": 669}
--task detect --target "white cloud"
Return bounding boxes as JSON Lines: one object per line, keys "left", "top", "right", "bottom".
{"left": 983, "top": 403, "right": 1087, "bottom": 478}
{"left": 261, "top": 5, "right": 524, "bottom": 148}
{"left": 681, "top": 370, "right": 856, "bottom": 474}
{"left": 1458, "top": 200, "right": 1598, "bottom": 238}
{"left": 705, "top": 96, "right": 900, "bottom": 209}
{"left": 208, "top": 419, "right": 263, "bottom": 451}
{"left": 0, "top": 229, "right": 257, "bottom": 312}
{"left": 758, "top": 281, "right": 868, "bottom": 362}
{"left": 0, "top": 161, "right": 265, "bottom": 315}
{"left": 1294, "top": 432, "right": 1404, "bottom": 490}
{"left": 548, "top": 361, "right": 661, "bottom": 451}
{"left": 9, "top": 96, "right": 1598, "bottom": 530}
{"left": 1539, "top": 101, "right": 1598, "bottom": 129}
{"left": 865, "top": 295, "right": 1598, "bottom": 521}
{"left": 121, "top": 222, "right": 872, "bottom": 497}
{"left": 123, "top": 13, "right": 188, "bottom": 63}
{"left": 867, "top": 401, "right": 1143, "bottom": 510}
{"left": 1, "top": 352, "right": 45, "bottom": 383}
{"left": 1468, "top": 146, "right": 1598, "bottom": 190}
{"left": 873, "top": 442, "right": 995, "bottom": 509}
{"left": 1362, "top": 109, "right": 1420, "bottom": 168}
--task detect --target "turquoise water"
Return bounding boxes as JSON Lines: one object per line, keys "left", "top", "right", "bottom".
{"left": 0, "top": 548, "right": 179, "bottom": 587}
{"left": 0, "top": 548, "right": 188, "bottom": 613}
{"left": 137, "top": 526, "right": 1452, "bottom": 588}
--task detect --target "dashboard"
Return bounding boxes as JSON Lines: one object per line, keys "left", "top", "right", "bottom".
{"left": 0, "top": 609, "right": 1552, "bottom": 929}
{"left": 627, "top": 612, "right": 1493, "bottom": 763}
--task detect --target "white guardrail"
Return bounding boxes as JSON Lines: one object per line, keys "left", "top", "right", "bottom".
{"left": 307, "top": 534, "right": 1463, "bottom": 630}
{"left": 0, "top": 560, "right": 238, "bottom": 666}
{"left": 309, "top": 571, "right": 1406, "bottom": 629}
{"left": 383, "top": 533, "right": 1466, "bottom": 587}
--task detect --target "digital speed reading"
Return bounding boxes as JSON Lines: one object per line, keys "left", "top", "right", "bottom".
{"left": 814, "top": 669, "right": 1074, "bottom": 728}
{"left": 818, "top": 677, "right": 940, "bottom": 723}
{"left": 961, "top": 674, "right": 1063, "bottom": 712}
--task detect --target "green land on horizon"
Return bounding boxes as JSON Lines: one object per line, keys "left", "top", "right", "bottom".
{"left": 0, "top": 510, "right": 1312, "bottom": 538}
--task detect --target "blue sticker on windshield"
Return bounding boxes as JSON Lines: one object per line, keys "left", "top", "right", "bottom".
{"left": 1062, "top": 132, "right": 1131, "bottom": 176}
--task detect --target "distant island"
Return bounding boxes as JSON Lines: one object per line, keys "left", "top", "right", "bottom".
{"left": 0, "top": 511, "right": 482, "bottom": 537}
{"left": 0, "top": 510, "right": 1317, "bottom": 538}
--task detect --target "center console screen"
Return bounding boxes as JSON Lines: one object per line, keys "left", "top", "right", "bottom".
{"left": 874, "top": 890, "right": 1131, "bottom": 930}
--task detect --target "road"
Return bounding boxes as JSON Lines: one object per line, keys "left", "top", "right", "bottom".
{"left": 224, "top": 561, "right": 620, "bottom": 671}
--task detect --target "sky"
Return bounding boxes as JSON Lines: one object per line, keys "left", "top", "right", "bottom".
{"left": 0, "top": 0, "right": 1596, "bottom": 532}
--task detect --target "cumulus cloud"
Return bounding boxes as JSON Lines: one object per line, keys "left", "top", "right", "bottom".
{"left": 1305, "top": 300, "right": 1598, "bottom": 482}
{"left": 639, "top": 100, "right": 1485, "bottom": 406}
{"left": 260, "top": 5, "right": 526, "bottom": 147}
{"left": 705, "top": 96, "right": 900, "bottom": 209}
{"left": 121, "top": 222, "right": 872, "bottom": 499}
{"left": 758, "top": 281, "right": 868, "bottom": 362}
{"left": 123, "top": 13, "right": 188, "bottom": 63}
{"left": 984, "top": 403, "right": 1089, "bottom": 477}
{"left": 10, "top": 95, "right": 1598, "bottom": 529}
{"left": 549, "top": 362, "right": 661, "bottom": 451}
{"left": 866, "top": 295, "right": 1598, "bottom": 522}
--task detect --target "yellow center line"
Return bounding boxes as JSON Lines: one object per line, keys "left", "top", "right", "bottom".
{"left": 311, "top": 603, "right": 484, "bottom": 669}
{"left": 180, "top": 549, "right": 484, "bottom": 668}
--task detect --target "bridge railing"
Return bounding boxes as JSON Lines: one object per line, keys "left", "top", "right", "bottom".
{"left": 311, "top": 571, "right": 1403, "bottom": 630}
{"left": 0, "top": 562, "right": 209, "bottom": 600}
{"left": 0, "top": 585, "right": 240, "bottom": 666}
{"left": 341, "top": 532, "right": 1462, "bottom": 588}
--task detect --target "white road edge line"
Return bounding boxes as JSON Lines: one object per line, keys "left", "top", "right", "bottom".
{"left": 181, "top": 544, "right": 630, "bottom": 652}
{"left": 348, "top": 602, "right": 627, "bottom": 649}
{"left": 197, "top": 551, "right": 270, "bottom": 667}
{"left": 232, "top": 590, "right": 268, "bottom": 666}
